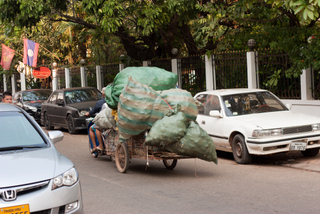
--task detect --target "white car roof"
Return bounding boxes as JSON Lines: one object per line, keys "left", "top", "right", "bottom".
{"left": 0, "top": 103, "right": 20, "bottom": 112}
{"left": 196, "top": 88, "right": 268, "bottom": 96}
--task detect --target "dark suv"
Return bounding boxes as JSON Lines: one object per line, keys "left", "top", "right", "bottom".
{"left": 13, "top": 89, "right": 52, "bottom": 123}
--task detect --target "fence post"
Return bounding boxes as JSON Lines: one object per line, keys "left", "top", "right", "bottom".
{"left": 52, "top": 63, "right": 58, "bottom": 91}
{"left": 96, "top": 65, "right": 103, "bottom": 90}
{"left": 20, "top": 73, "right": 26, "bottom": 91}
{"left": 11, "top": 74, "right": 16, "bottom": 94}
{"left": 3, "top": 74, "right": 7, "bottom": 91}
{"left": 65, "top": 68, "right": 71, "bottom": 88}
{"left": 171, "top": 58, "right": 181, "bottom": 88}
{"left": 246, "top": 51, "right": 257, "bottom": 89}
{"left": 205, "top": 55, "right": 215, "bottom": 90}
{"left": 80, "top": 66, "right": 87, "bottom": 87}
{"left": 119, "top": 63, "right": 125, "bottom": 72}
{"left": 143, "top": 61, "right": 150, "bottom": 67}
{"left": 300, "top": 67, "right": 312, "bottom": 100}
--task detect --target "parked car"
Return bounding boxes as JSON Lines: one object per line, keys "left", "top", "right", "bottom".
{"left": 0, "top": 103, "right": 83, "bottom": 213}
{"left": 194, "top": 88, "right": 320, "bottom": 164}
{"left": 41, "top": 87, "right": 102, "bottom": 134}
{"left": 12, "top": 89, "right": 52, "bottom": 123}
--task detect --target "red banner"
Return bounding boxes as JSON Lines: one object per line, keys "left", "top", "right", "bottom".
{"left": 0, "top": 44, "right": 15, "bottom": 70}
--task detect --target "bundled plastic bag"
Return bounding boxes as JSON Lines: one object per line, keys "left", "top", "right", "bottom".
{"left": 166, "top": 121, "right": 218, "bottom": 163}
{"left": 144, "top": 109, "right": 188, "bottom": 148}
{"left": 92, "top": 106, "right": 116, "bottom": 129}
{"left": 105, "top": 67, "right": 178, "bottom": 109}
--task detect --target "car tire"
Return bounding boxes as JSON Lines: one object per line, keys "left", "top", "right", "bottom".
{"left": 232, "top": 134, "right": 252, "bottom": 164}
{"left": 44, "top": 113, "right": 54, "bottom": 130}
{"left": 67, "top": 114, "right": 77, "bottom": 134}
{"left": 163, "top": 159, "right": 177, "bottom": 170}
{"left": 301, "top": 148, "right": 319, "bottom": 157}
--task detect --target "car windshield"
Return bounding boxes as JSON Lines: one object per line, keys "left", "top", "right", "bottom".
{"left": 65, "top": 89, "right": 102, "bottom": 104}
{"left": 0, "top": 111, "right": 47, "bottom": 151}
{"left": 221, "top": 91, "right": 288, "bottom": 117}
{"left": 22, "top": 90, "right": 51, "bottom": 101}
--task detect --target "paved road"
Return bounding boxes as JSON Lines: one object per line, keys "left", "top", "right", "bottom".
{"left": 49, "top": 128, "right": 320, "bottom": 214}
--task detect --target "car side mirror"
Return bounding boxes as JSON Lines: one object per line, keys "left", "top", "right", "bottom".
{"left": 48, "top": 131, "right": 64, "bottom": 144}
{"left": 209, "top": 110, "right": 222, "bottom": 118}
{"left": 285, "top": 103, "right": 292, "bottom": 110}
{"left": 57, "top": 100, "right": 65, "bottom": 106}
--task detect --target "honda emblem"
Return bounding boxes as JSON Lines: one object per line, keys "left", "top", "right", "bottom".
{"left": 2, "top": 189, "right": 17, "bottom": 201}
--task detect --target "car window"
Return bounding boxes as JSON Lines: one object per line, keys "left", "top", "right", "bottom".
{"left": 48, "top": 93, "right": 58, "bottom": 104}
{"left": 194, "top": 94, "right": 207, "bottom": 114}
{"left": 57, "top": 92, "right": 64, "bottom": 104}
{"left": 65, "top": 89, "right": 102, "bottom": 104}
{"left": 13, "top": 92, "right": 21, "bottom": 103}
{"left": 203, "top": 95, "right": 221, "bottom": 115}
{"left": 0, "top": 111, "right": 47, "bottom": 150}
{"left": 221, "top": 91, "right": 288, "bottom": 116}
{"left": 22, "top": 90, "right": 52, "bottom": 102}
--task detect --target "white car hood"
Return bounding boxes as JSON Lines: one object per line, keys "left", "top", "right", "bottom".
{"left": 236, "top": 111, "right": 319, "bottom": 129}
{"left": 0, "top": 148, "right": 57, "bottom": 188}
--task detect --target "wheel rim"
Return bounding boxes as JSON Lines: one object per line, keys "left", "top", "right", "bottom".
{"left": 118, "top": 144, "right": 126, "bottom": 169}
{"left": 164, "top": 159, "right": 174, "bottom": 166}
{"left": 45, "top": 114, "right": 49, "bottom": 127}
{"left": 235, "top": 141, "right": 243, "bottom": 158}
{"left": 67, "top": 116, "right": 73, "bottom": 131}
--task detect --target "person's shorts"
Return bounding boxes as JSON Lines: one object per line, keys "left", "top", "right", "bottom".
{"left": 90, "top": 124, "right": 101, "bottom": 133}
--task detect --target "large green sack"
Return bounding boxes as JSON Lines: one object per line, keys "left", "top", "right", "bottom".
{"left": 144, "top": 110, "right": 188, "bottom": 148}
{"left": 106, "top": 67, "right": 178, "bottom": 109}
{"left": 117, "top": 77, "right": 159, "bottom": 140}
{"left": 166, "top": 121, "right": 218, "bottom": 163}
{"left": 151, "top": 89, "right": 198, "bottom": 123}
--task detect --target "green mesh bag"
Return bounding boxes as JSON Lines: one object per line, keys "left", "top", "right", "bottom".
{"left": 105, "top": 67, "right": 177, "bottom": 109}
{"left": 166, "top": 121, "right": 218, "bottom": 163}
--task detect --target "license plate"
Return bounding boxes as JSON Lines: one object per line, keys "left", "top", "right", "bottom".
{"left": 0, "top": 204, "right": 30, "bottom": 214}
{"left": 290, "top": 142, "right": 307, "bottom": 151}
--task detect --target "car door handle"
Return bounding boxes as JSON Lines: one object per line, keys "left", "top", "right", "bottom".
{"left": 201, "top": 120, "right": 205, "bottom": 125}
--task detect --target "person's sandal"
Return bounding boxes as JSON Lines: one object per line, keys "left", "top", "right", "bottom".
{"left": 91, "top": 148, "right": 98, "bottom": 154}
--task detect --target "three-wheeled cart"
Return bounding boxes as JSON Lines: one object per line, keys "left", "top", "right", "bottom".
{"left": 87, "top": 120, "right": 192, "bottom": 173}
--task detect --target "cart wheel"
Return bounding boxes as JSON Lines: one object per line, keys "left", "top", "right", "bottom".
{"left": 163, "top": 159, "right": 177, "bottom": 170}
{"left": 115, "top": 142, "right": 129, "bottom": 173}
{"left": 89, "top": 142, "right": 98, "bottom": 158}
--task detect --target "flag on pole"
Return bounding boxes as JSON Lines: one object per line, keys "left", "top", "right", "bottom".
{"left": 23, "top": 38, "right": 39, "bottom": 67}
{"left": 0, "top": 44, "right": 15, "bottom": 70}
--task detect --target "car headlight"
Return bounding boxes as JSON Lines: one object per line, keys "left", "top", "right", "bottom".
{"left": 252, "top": 129, "right": 283, "bottom": 138}
{"left": 52, "top": 167, "right": 78, "bottom": 190}
{"left": 24, "top": 104, "right": 37, "bottom": 112}
{"left": 312, "top": 124, "right": 320, "bottom": 131}
{"left": 78, "top": 110, "right": 88, "bottom": 117}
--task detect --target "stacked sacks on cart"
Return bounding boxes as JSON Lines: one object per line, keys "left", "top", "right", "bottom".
{"left": 105, "top": 66, "right": 178, "bottom": 109}
{"left": 117, "top": 76, "right": 218, "bottom": 163}
{"left": 117, "top": 77, "right": 198, "bottom": 140}
{"left": 145, "top": 108, "right": 218, "bottom": 163}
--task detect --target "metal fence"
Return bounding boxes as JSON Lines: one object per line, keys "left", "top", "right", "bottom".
{"left": 57, "top": 68, "right": 65, "bottom": 89}
{"left": 150, "top": 58, "right": 172, "bottom": 72}
{"left": 214, "top": 50, "right": 247, "bottom": 89}
{"left": 101, "top": 63, "right": 120, "bottom": 86}
{"left": 257, "top": 49, "right": 300, "bottom": 99}
{"left": 179, "top": 55, "right": 206, "bottom": 96}
{"left": 312, "top": 68, "right": 320, "bottom": 99}
{"left": 87, "top": 66, "right": 97, "bottom": 88}
{"left": 70, "top": 67, "right": 81, "bottom": 88}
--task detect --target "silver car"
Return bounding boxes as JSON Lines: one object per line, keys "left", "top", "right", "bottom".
{"left": 0, "top": 104, "right": 83, "bottom": 213}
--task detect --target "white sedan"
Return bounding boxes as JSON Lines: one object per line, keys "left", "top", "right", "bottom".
{"left": 194, "top": 88, "right": 320, "bottom": 164}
